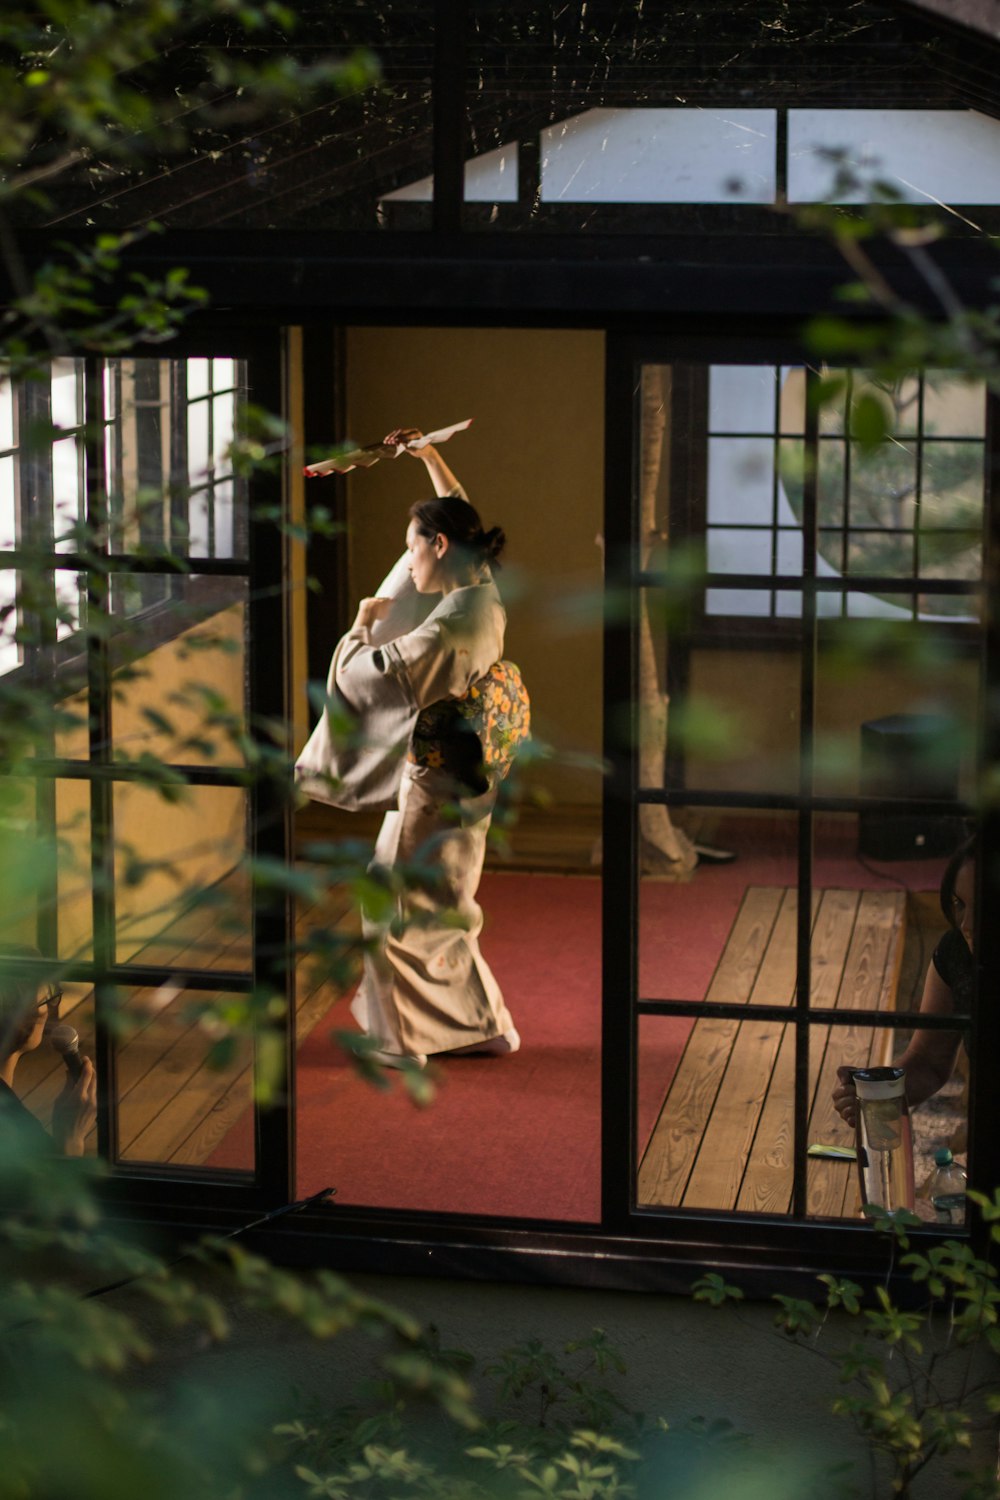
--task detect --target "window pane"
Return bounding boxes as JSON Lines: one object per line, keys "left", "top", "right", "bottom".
{"left": 10, "top": 973, "right": 98, "bottom": 1159}
{"left": 708, "top": 365, "right": 777, "bottom": 434}
{"left": 707, "top": 437, "right": 774, "bottom": 524}
{"left": 788, "top": 108, "right": 1000, "bottom": 205}
{"left": 651, "top": 596, "right": 801, "bottom": 794}
{"left": 114, "top": 983, "right": 254, "bottom": 1171}
{"left": 0, "top": 777, "right": 91, "bottom": 961}
{"left": 640, "top": 1017, "right": 796, "bottom": 1214}
{"left": 639, "top": 808, "right": 798, "bottom": 1001}
{"left": 815, "top": 631, "right": 977, "bottom": 799}
{"left": 187, "top": 359, "right": 210, "bottom": 401}
{"left": 540, "top": 108, "right": 777, "bottom": 205}
{"left": 109, "top": 575, "right": 248, "bottom": 769}
{"left": 0, "top": 373, "right": 13, "bottom": 451}
{"left": 0, "top": 457, "right": 15, "bottom": 549}
{"left": 706, "top": 529, "right": 772, "bottom": 616}
{"left": 51, "top": 435, "right": 81, "bottom": 549}
{"left": 112, "top": 783, "right": 249, "bottom": 967}
{"left": 187, "top": 398, "right": 210, "bottom": 481}
{"left": 924, "top": 376, "right": 986, "bottom": 438}
{"left": 50, "top": 358, "right": 81, "bottom": 431}
{"left": 212, "top": 392, "right": 234, "bottom": 472}
{"left": 779, "top": 366, "right": 806, "bottom": 435}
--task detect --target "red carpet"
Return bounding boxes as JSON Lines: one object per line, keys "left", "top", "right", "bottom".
{"left": 209, "top": 854, "right": 944, "bottom": 1222}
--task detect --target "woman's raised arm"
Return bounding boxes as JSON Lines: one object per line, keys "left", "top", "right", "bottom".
{"left": 384, "top": 428, "right": 468, "bottom": 499}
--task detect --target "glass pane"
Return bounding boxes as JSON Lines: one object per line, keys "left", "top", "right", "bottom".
{"left": 50, "top": 358, "right": 82, "bottom": 431}
{"left": 815, "top": 637, "right": 977, "bottom": 801}
{"left": 187, "top": 360, "right": 210, "bottom": 401}
{"left": 920, "top": 441, "right": 983, "bottom": 529}
{"left": 109, "top": 574, "right": 248, "bottom": 765}
{"left": 112, "top": 784, "right": 249, "bottom": 967}
{"left": 0, "top": 563, "right": 17, "bottom": 674}
{"left": 55, "top": 779, "right": 93, "bottom": 961}
{"left": 779, "top": 366, "right": 806, "bottom": 435}
{"left": 924, "top": 376, "right": 986, "bottom": 437}
{"left": 0, "top": 567, "right": 89, "bottom": 684}
{"left": 639, "top": 807, "right": 799, "bottom": 1000}
{"left": 0, "top": 372, "right": 13, "bottom": 451}
{"left": 106, "top": 356, "right": 248, "bottom": 560}
{"left": 0, "top": 455, "right": 14, "bottom": 548}
{"left": 846, "top": 527, "right": 913, "bottom": 578}
{"left": 643, "top": 587, "right": 801, "bottom": 795}
{"left": 708, "top": 366, "right": 778, "bottom": 434}
{"left": 51, "top": 435, "right": 82, "bottom": 548}
{"left": 788, "top": 107, "right": 1000, "bottom": 206}
{"left": 640, "top": 1018, "right": 796, "bottom": 1214}
{"left": 114, "top": 983, "right": 254, "bottom": 1171}
{"left": 10, "top": 980, "right": 98, "bottom": 1160}
{"left": 707, "top": 438, "right": 774, "bottom": 524}
{"left": 0, "top": 778, "right": 91, "bottom": 961}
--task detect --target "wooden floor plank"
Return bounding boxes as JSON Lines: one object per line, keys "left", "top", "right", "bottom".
{"left": 123, "top": 890, "right": 358, "bottom": 1165}
{"left": 636, "top": 886, "right": 783, "bottom": 1207}
{"left": 736, "top": 889, "right": 860, "bottom": 1214}
{"left": 682, "top": 889, "right": 805, "bottom": 1209}
{"left": 806, "top": 889, "right": 906, "bottom": 1218}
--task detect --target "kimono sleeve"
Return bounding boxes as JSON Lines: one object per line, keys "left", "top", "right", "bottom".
{"left": 377, "top": 618, "right": 483, "bottom": 710}
{"left": 294, "top": 626, "right": 418, "bottom": 811}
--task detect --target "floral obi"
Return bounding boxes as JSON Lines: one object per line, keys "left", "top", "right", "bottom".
{"left": 409, "top": 660, "right": 531, "bottom": 793}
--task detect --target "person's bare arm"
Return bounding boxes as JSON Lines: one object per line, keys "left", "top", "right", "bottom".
{"left": 384, "top": 428, "right": 465, "bottom": 498}
{"left": 833, "top": 958, "right": 964, "bottom": 1128}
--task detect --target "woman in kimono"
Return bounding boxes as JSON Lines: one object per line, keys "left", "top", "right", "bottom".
{"left": 297, "top": 431, "right": 526, "bottom": 1068}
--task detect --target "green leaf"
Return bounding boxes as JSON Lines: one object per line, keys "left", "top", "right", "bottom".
{"left": 850, "top": 389, "right": 890, "bottom": 452}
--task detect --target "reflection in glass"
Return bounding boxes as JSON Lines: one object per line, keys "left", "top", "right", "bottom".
{"left": 115, "top": 983, "right": 254, "bottom": 1170}
{"left": 653, "top": 594, "right": 801, "bottom": 795}
{"left": 8, "top": 973, "right": 98, "bottom": 1158}
{"left": 109, "top": 575, "right": 247, "bottom": 769}
{"left": 112, "top": 783, "right": 249, "bottom": 967}
{"left": 104, "top": 356, "right": 247, "bottom": 562}
{"left": 814, "top": 622, "right": 977, "bottom": 799}
{"left": 0, "top": 777, "right": 91, "bottom": 962}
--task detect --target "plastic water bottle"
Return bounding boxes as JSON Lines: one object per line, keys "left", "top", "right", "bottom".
{"left": 929, "top": 1147, "right": 967, "bottom": 1226}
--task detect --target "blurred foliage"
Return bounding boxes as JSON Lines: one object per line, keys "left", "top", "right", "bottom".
{"left": 693, "top": 1198, "right": 1000, "bottom": 1500}
{"left": 278, "top": 1325, "right": 830, "bottom": 1500}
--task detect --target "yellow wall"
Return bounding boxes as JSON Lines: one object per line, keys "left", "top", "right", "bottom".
{"left": 342, "top": 326, "right": 606, "bottom": 806}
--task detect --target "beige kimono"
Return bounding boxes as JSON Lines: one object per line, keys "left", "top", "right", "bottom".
{"left": 296, "top": 554, "right": 516, "bottom": 1060}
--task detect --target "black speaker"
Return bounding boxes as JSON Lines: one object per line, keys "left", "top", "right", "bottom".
{"left": 858, "top": 713, "right": 963, "bottom": 860}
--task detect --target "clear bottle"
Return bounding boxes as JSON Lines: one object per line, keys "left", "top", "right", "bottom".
{"left": 928, "top": 1147, "right": 967, "bottom": 1226}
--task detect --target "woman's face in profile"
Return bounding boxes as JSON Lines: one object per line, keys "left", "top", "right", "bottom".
{"left": 951, "top": 860, "right": 975, "bottom": 953}
{"left": 405, "top": 520, "right": 446, "bottom": 595}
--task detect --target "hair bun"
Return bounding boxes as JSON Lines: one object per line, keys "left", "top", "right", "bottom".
{"left": 480, "top": 525, "right": 506, "bottom": 563}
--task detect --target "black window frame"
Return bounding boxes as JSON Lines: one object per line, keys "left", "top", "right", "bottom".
{"left": 4, "top": 322, "right": 293, "bottom": 1221}
{"left": 98, "top": 316, "right": 1000, "bottom": 1302}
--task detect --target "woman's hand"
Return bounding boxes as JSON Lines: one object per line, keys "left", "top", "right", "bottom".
{"left": 384, "top": 428, "right": 461, "bottom": 497}
{"left": 832, "top": 1065, "right": 859, "bottom": 1130}
{"left": 354, "top": 596, "right": 393, "bottom": 631}
{"left": 384, "top": 427, "right": 429, "bottom": 458}
{"left": 51, "top": 1056, "right": 97, "bottom": 1157}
